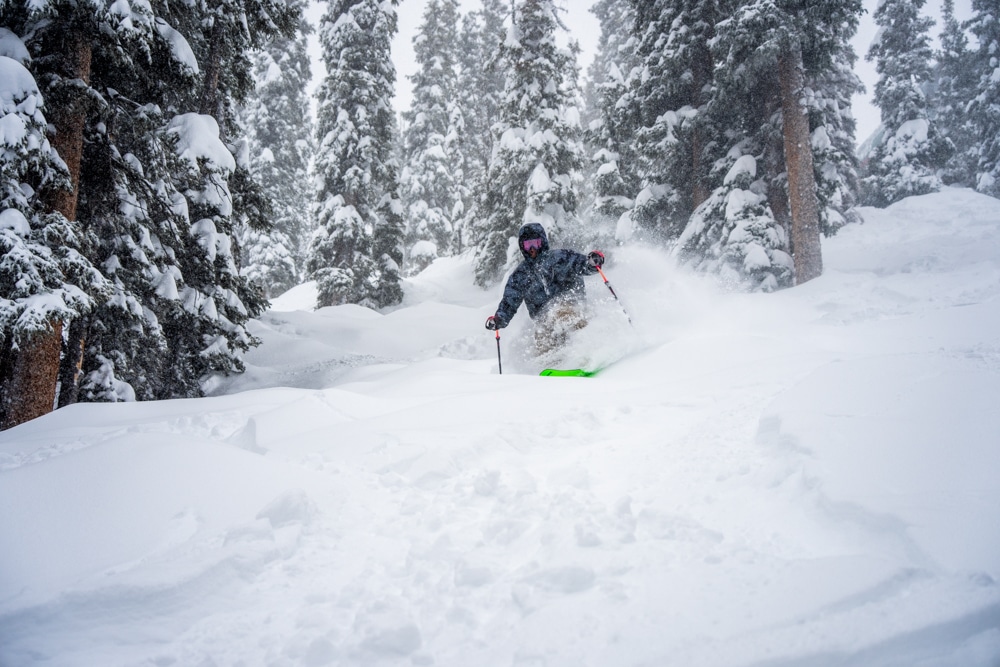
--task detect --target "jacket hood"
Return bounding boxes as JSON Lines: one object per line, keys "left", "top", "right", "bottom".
{"left": 517, "top": 223, "right": 549, "bottom": 259}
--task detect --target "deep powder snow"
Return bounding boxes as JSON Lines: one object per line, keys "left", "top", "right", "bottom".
{"left": 1, "top": 189, "right": 999, "bottom": 666}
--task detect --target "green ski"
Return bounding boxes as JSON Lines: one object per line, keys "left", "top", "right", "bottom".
{"left": 539, "top": 368, "right": 600, "bottom": 377}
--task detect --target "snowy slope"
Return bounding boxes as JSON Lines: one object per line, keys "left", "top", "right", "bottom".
{"left": 2, "top": 189, "right": 999, "bottom": 667}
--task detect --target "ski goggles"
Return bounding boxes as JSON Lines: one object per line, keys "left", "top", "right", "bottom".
{"left": 522, "top": 238, "right": 543, "bottom": 252}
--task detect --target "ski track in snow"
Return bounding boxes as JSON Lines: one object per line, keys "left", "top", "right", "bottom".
{"left": 2, "top": 190, "right": 1000, "bottom": 666}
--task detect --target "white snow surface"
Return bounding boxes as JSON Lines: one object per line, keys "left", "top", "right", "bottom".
{"left": 2, "top": 189, "right": 1000, "bottom": 666}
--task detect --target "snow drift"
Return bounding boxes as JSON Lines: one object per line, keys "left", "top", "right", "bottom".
{"left": 1, "top": 188, "right": 999, "bottom": 666}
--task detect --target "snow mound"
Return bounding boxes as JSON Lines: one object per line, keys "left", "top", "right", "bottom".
{"left": 2, "top": 189, "right": 999, "bottom": 666}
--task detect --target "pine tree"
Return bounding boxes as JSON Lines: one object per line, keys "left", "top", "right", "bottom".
{"left": 160, "top": 0, "right": 294, "bottom": 394}
{"left": 967, "top": 0, "right": 1000, "bottom": 196}
{"left": 239, "top": 0, "right": 316, "bottom": 297}
{"left": 0, "top": 48, "right": 107, "bottom": 427}
{"left": 677, "top": 148, "right": 794, "bottom": 291}
{"left": 623, "top": 0, "right": 721, "bottom": 242}
{"left": 56, "top": 0, "right": 200, "bottom": 404}
{"left": 458, "top": 0, "right": 508, "bottom": 178}
{"left": 308, "top": 0, "right": 404, "bottom": 308}
{"left": 677, "top": 0, "right": 863, "bottom": 288}
{"left": 2, "top": 0, "right": 297, "bottom": 419}
{"left": 453, "top": 0, "right": 508, "bottom": 253}
{"left": 935, "top": 0, "right": 978, "bottom": 187}
{"left": 810, "top": 40, "right": 865, "bottom": 234}
{"left": 472, "top": 0, "right": 585, "bottom": 287}
{"left": 584, "top": 0, "right": 640, "bottom": 244}
{"left": 75, "top": 0, "right": 293, "bottom": 401}
{"left": 401, "top": 0, "right": 462, "bottom": 272}
{"left": 863, "top": 0, "right": 950, "bottom": 206}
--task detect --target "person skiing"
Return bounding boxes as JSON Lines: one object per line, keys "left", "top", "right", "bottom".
{"left": 485, "top": 222, "right": 605, "bottom": 355}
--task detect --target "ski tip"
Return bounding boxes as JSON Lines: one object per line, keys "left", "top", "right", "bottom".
{"left": 539, "top": 368, "right": 599, "bottom": 377}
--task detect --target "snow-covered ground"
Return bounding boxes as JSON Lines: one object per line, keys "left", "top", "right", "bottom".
{"left": 2, "top": 189, "right": 1000, "bottom": 666}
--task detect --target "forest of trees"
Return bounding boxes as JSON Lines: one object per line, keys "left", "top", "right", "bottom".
{"left": 2, "top": 0, "right": 999, "bottom": 428}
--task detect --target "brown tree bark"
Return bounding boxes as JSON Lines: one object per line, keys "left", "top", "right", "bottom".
{"left": 2, "top": 321, "right": 64, "bottom": 429}
{"left": 57, "top": 317, "right": 88, "bottom": 408}
{"left": 47, "top": 31, "right": 92, "bottom": 222}
{"left": 199, "top": 18, "right": 225, "bottom": 119}
{"left": 778, "top": 43, "right": 823, "bottom": 285}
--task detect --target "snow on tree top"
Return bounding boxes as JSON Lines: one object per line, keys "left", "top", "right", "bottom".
{"left": 154, "top": 18, "right": 199, "bottom": 74}
{"left": 0, "top": 29, "right": 30, "bottom": 64}
{"left": 0, "top": 208, "right": 30, "bottom": 236}
{"left": 0, "top": 56, "right": 40, "bottom": 111}
{"left": 410, "top": 240, "right": 437, "bottom": 258}
{"left": 166, "top": 114, "right": 236, "bottom": 174}
{"left": 724, "top": 155, "right": 757, "bottom": 186}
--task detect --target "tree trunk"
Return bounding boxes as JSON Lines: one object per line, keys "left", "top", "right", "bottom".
{"left": 200, "top": 18, "right": 225, "bottom": 120}
{"left": 2, "top": 321, "right": 64, "bottom": 429}
{"left": 778, "top": 43, "right": 823, "bottom": 284}
{"left": 47, "top": 30, "right": 92, "bottom": 222}
{"left": 57, "top": 317, "right": 88, "bottom": 408}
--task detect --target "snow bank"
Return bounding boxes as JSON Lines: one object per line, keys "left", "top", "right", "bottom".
{"left": 1, "top": 189, "right": 999, "bottom": 666}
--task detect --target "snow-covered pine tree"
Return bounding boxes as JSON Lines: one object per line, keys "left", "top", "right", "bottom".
{"left": 679, "top": 0, "right": 863, "bottom": 287}
{"left": 0, "top": 43, "right": 107, "bottom": 428}
{"left": 307, "top": 0, "right": 404, "bottom": 308}
{"left": 863, "top": 0, "right": 951, "bottom": 206}
{"left": 239, "top": 0, "right": 316, "bottom": 297}
{"left": 967, "top": 0, "right": 1000, "bottom": 196}
{"left": 2, "top": 0, "right": 297, "bottom": 417}
{"left": 401, "top": 0, "right": 462, "bottom": 273}
{"left": 453, "top": 0, "right": 509, "bottom": 253}
{"left": 96, "top": 0, "right": 294, "bottom": 400}
{"left": 621, "top": 0, "right": 720, "bottom": 243}
{"left": 934, "top": 0, "right": 978, "bottom": 187}
{"left": 471, "top": 0, "right": 585, "bottom": 287}
{"left": 58, "top": 0, "right": 229, "bottom": 404}
{"left": 458, "top": 0, "right": 508, "bottom": 178}
{"left": 677, "top": 147, "right": 794, "bottom": 291}
{"left": 584, "top": 0, "right": 640, "bottom": 245}
{"left": 174, "top": 0, "right": 296, "bottom": 385}
{"left": 809, "top": 38, "right": 865, "bottom": 234}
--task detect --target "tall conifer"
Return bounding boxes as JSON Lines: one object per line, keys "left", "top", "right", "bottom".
{"left": 240, "top": 0, "right": 316, "bottom": 297}
{"left": 676, "top": 0, "right": 862, "bottom": 287}
{"left": 472, "top": 0, "right": 584, "bottom": 287}
{"left": 967, "top": 0, "right": 1000, "bottom": 196}
{"left": 401, "top": 0, "right": 462, "bottom": 272}
{"left": 935, "top": 0, "right": 978, "bottom": 187}
{"left": 863, "top": 0, "right": 950, "bottom": 206}
{"left": 308, "top": 0, "right": 404, "bottom": 308}
{"left": 585, "top": 0, "right": 640, "bottom": 244}
{"left": 0, "top": 45, "right": 107, "bottom": 426}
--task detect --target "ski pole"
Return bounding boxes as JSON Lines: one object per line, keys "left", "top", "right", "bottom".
{"left": 597, "top": 266, "right": 633, "bottom": 325}
{"left": 495, "top": 328, "right": 503, "bottom": 375}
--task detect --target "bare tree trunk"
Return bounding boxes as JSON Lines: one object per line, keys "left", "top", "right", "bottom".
{"left": 48, "top": 31, "right": 92, "bottom": 222}
{"left": 57, "top": 317, "right": 88, "bottom": 408}
{"left": 2, "top": 321, "right": 64, "bottom": 429}
{"left": 2, "top": 30, "right": 92, "bottom": 430}
{"left": 199, "top": 19, "right": 224, "bottom": 119}
{"left": 778, "top": 43, "right": 823, "bottom": 284}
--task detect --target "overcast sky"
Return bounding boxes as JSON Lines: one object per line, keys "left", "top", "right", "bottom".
{"left": 306, "top": 0, "right": 974, "bottom": 150}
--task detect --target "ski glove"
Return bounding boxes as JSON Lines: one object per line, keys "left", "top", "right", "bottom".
{"left": 485, "top": 315, "right": 504, "bottom": 330}
{"left": 588, "top": 251, "right": 605, "bottom": 268}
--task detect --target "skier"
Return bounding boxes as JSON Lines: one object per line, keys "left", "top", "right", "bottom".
{"left": 485, "top": 223, "right": 605, "bottom": 355}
